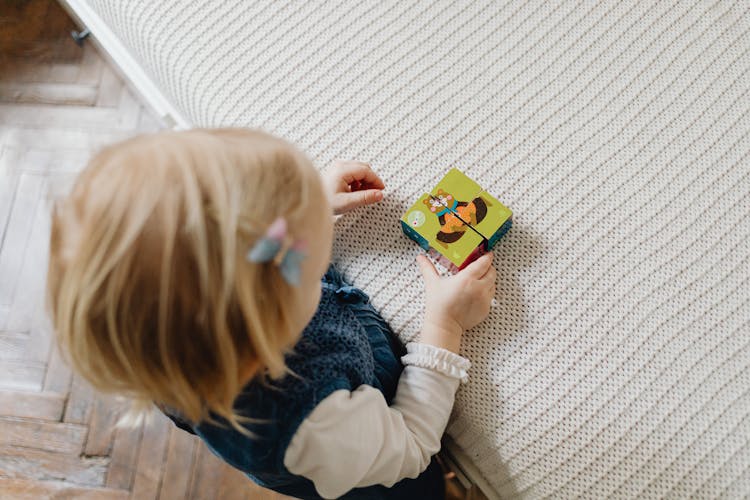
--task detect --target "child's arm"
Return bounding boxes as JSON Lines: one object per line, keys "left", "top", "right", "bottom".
{"left": 285, "top": 351, "right": 466, "bottom": 497}
{"left": 284, "top": 254, "right": 496, "bottom": 498}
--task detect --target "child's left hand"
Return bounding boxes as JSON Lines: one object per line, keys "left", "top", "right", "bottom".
{"left": 323, "top": 160, "right": 385, "bottom": 215}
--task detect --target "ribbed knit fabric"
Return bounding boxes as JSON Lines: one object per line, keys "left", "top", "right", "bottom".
{"left": 84, "top": 1, "right": 750, "bottom": 497}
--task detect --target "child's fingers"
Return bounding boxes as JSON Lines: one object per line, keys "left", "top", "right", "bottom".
{"left": 416, "top": 254, "right": 439, "bottom": 282}
{"left": 462, "top": 252, "right": 494, "bottom": 279}
{"left": 482, "top": 256, "right": 497, "bottom": 281}
{"left": 479, "top": 260, "right": 497, "bottom": 282}
{"left": 361, "top": 189, "right": 384, "bottom": 204}
{"left": 335, "top": 161, "right": 386, "bottom": 190}
{"left": 336, "top": 189, "right": 383, "bottom": 212}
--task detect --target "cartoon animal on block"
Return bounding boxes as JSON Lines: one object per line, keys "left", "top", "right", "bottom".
{"left": 423, "top": 188, "right": 491, "bottom": 248}
{"left": 401, "top": 168, "right": 513, "bottom": 270}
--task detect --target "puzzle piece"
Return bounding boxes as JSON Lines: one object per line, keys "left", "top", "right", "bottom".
{"left": 401, "top": 168, "right": 512, "bottom": 270}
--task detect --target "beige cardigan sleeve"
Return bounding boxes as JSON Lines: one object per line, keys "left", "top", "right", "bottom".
{"left": 283, "top": 343, "right": 470, "bottom": 499}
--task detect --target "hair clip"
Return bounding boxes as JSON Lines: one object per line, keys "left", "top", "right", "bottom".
{"left": 246, "top": 217, "right": 306, "bottom": 286}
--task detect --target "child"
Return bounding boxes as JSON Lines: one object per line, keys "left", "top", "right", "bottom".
{"left": 47, "top": 129, "right": 496, "bottom": 499}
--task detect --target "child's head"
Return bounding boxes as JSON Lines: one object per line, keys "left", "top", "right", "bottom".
{"left": 47, "top": 128, "right": 333, "bottom": 425}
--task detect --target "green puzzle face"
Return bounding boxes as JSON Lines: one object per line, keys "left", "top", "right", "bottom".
{"left": 401, "top": 169, "right": 512, "bottom": 267}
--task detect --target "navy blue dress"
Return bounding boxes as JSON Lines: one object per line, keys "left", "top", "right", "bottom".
{"left": 168, "top": 266, "right": 445, "bottom": 499}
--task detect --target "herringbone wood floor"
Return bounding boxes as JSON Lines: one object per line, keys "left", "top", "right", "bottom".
{"left": 0, "top": 2, "right": 287, "bottom": 498}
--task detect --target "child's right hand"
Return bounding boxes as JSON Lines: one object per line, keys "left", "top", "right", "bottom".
{"left": 416, "top": 253, "right": 496, "bottom": 353}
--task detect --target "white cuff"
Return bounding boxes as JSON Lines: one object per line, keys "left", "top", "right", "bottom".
{"left": 401, "top": 342, "right": 471, "bottom": 383}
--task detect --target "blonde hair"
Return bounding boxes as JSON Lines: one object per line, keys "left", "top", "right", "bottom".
{"left": 47, "top": 128, "right": 319, "bottom": 429}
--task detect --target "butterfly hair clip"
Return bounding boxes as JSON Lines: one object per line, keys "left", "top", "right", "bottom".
{"left": 246, "top": 217, "right": 306, "bottom": 286}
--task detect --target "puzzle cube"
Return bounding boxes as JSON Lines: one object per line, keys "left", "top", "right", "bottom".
{"left": 400, "top": 168, "right": 512, "bottom": 270}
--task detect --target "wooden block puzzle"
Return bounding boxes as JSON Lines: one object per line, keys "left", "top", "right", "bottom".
{"left": 401, "top": 168, "right": 512, "bottom": 270}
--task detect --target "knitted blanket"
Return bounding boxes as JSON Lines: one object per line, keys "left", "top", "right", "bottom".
{"left": 83, "top": 1, "right": 750, "bottom": 497}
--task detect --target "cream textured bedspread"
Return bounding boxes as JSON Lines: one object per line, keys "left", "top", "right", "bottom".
{"left": 84, "top": 1, "right": 750, "bottom": 497}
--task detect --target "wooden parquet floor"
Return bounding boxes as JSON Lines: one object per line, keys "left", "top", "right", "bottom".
{"left": 0, "top": 2, "right": 287, "bottom": 499}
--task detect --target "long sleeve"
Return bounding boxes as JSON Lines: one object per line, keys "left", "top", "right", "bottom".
{"left": 283, "top": 342, "right": 470, "bottom": 499}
